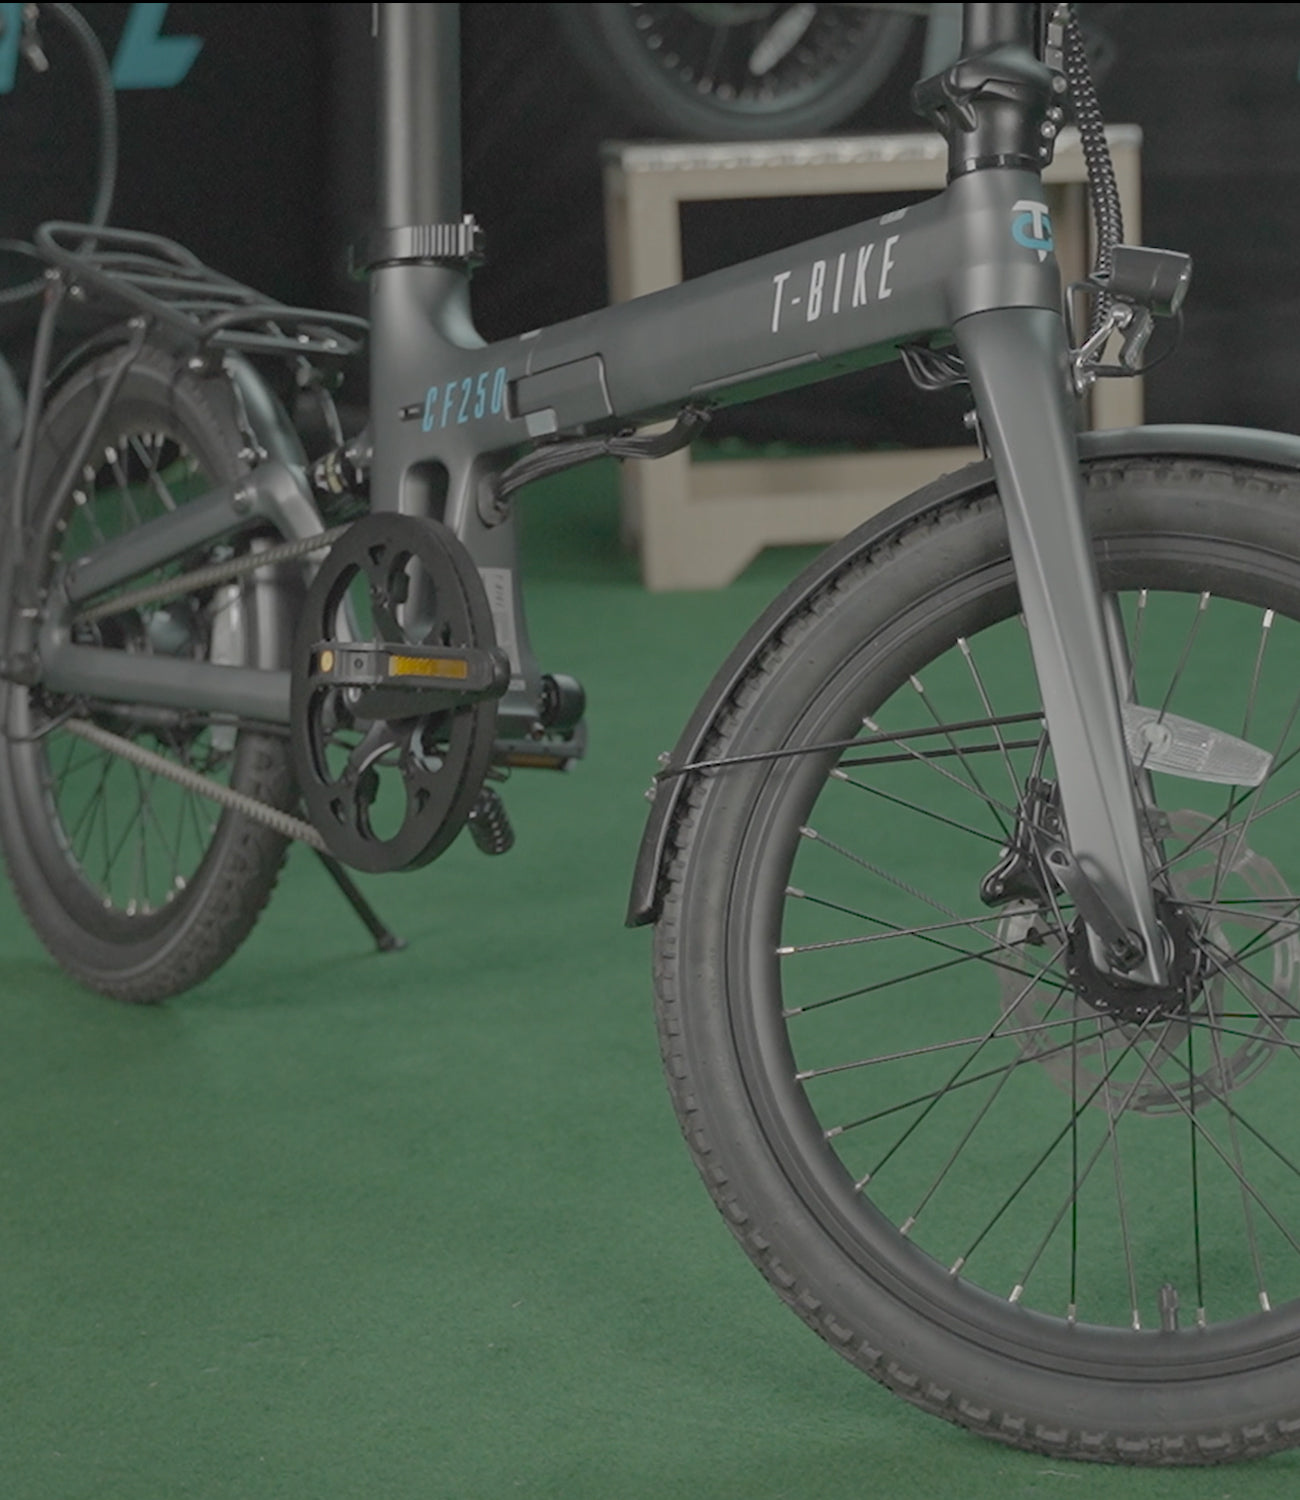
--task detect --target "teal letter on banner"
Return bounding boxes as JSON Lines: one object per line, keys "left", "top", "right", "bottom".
{"left": 113, "top": 3, "right": 202, "bottom": 89}
{"left": 0, "top": 4, "right": 23, "bottom": 94}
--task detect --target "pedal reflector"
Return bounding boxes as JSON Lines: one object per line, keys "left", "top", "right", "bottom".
{"left": 388, "top": 653, "right": 469, "bottom": 680}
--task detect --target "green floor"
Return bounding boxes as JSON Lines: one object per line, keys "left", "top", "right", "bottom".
{"left": 2, "top": 463, "right": 1298, "bottom": 1499}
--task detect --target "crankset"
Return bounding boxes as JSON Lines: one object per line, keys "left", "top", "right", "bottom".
{"left": 290, "top": 513, "right": 509, "bottom": 873}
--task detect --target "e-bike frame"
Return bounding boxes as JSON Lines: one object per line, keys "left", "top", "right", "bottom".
{"left": 28, "top": 2, "right": 1168, "bottom": 984}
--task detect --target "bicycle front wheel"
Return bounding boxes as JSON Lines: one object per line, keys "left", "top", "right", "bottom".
{"left": 655, "top": 456, "right": 1300, "bottom": 1463}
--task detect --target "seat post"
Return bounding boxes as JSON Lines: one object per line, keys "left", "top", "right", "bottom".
{"left": 375, "top": 2, "right": 461, "bottom": 228}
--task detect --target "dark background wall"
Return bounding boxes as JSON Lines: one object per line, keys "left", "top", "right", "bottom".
{"left": 2, "top": 3, "right": 1298, "bottom": 442}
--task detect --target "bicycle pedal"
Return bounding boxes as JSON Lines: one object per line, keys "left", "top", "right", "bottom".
{"left": 467, "top": 786, "right": 515, "bottom": 856}
{"left": 540, "top": 673, "right": 585, "bottom": 731}
{"left": 308, "top": 640, "right": 509, "bottom": 721}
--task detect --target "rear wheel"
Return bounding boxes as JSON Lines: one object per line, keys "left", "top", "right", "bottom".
{"left": 655, "top": 458, "right": 1300, "bottom": 1462}
{"left": 0, "top": 345, "right": 296, "bottom": 1001}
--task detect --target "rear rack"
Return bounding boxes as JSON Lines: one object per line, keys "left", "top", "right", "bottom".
{"left": 35, "top": 222, "right": 368, "bottom": 359}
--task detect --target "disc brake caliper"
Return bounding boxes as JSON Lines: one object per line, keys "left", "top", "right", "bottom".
{"left": 980, "top": 776, "right": 1059, "bottom": 910}
{"left": 980, "top": 776, "right": 1145, "bottom": 972}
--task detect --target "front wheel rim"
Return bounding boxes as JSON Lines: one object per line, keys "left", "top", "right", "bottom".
{"left": 723, "top": 548, "right": 1300, "bottom": 1371}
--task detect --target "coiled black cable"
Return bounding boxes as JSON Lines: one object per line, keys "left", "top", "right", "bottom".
{"left": 1062, "top": 5, "right": 1122, "bottom": 333}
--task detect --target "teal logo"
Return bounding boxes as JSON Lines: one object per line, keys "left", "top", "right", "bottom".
{"left": 0, "top": 3, "right": 201, "bottom": 93}
{"left": 1011, "top": 199, "right": 1054, "bottom": 262}
{"left": 422, "top": 367, "right": 508, "bottom": 432}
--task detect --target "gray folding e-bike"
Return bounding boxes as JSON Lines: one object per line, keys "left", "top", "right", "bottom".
{"left": 5, "top": 0, "right": 1300, "bottom": 1466}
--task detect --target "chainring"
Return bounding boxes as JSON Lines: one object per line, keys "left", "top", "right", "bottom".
{"left": 290, "top": 513, "right": 500, "bottom": 873}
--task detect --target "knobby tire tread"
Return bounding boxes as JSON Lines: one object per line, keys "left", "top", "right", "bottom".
{"left": 652, "top": 458, "right": 1300, "bottom": 1464}
{"left": 0, "top": 342, "right": 294, "bottom": 1003}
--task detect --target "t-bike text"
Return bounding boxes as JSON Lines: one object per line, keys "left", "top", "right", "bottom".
{"left": 770, "top": 235, "right": 902, "bottom": 336}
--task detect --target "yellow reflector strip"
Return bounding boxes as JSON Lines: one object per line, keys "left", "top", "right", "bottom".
{"left": 318, "top": 648, "right": 336, "bottom": 673}
{"left": 388, "top": 653, "right": 469, "bottom": 680}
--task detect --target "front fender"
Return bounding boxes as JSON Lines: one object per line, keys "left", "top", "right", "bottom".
{"left": 626, "top": 423, "right": 1300, "bottom": 927}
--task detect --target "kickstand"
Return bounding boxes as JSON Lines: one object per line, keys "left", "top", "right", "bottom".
{"left": 313, "top": 849, "right": 407, "bottom": 953}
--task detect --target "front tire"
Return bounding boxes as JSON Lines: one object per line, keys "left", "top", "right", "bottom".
{"left": 655, "top": 457, "right": 1300, "bottom": 1462}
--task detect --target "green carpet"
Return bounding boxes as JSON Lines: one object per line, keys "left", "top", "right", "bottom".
{"left": 2, "top": 462, "right": 1298, "bottom": 1499}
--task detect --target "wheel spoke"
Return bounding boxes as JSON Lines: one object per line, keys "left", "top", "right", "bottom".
{"left": 107, "top": 440, "right": 143, "bottom": 530}
{"left": 133, "top": 762, "right": 186, "bottom": 901}
{"left": 907, "top": 672, "right": 1012, "bottom": 840}
{"left": 800, "top": 1008, "right": 1093, "bottom": 1083}
{"left": 897, "top": 996, "right": 1073, "bottom": 1240}
{"left": 1010, "top": 1017, "right": 1170, "bottom": 1321}
{"left": 1098, "top": 1021, "right": 1141, "bottom": 1328}
{"left": 1204, "top": 1014, "right": 1270, "bottom": 1313}
{"left": 1208, "top": 686, "right": 1300, "bottom": 910}
{"left": 780, "top": 903, "right": 1051, "bottom": 955}
{"left": 62, "top": 749, "right": 113, "bottom": 855}
{"left": 829, "top": 765, "right": 1007, "bottom": 848}
{"left": 128, "top": 432, "right": 180, "bottom": 513}
{"left": 784, "top": 946, "right": 1039, "bottom": 1018}
{"left": 852, "top": 941, "right": 1068, "bottom": 1188}
{"left": 956, "top": 635, "right": 1024, "bottom": 806}
{"left": 794, "top": 825, "right": 1039, "bottom": 970}
{"left": 1185, "top": 1014, "right": 1300, "bottom": 1054}
{"left": 1185, "top": 1025, "right": 1207, "bottom": 1324}
{"left": 1156, "top": 738, "right": 1300, "bottom": 887}
{"left": 827, "top": 1019, "right": 1125, "bottom": 1139}
{"left": 858, "top": 711, "right": 1025, "bottom": 823}
{"left": 1199, "top": 932, "right": 1300, "bottom": 1029}
{"left": 1113, "top": 1024, "right": 1300, "bottom": 1267}
{"left": 951, "top": 1014, "right": 1172, "bottom": 1280}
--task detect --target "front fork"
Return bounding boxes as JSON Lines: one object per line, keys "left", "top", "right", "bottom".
{"left": 955, "top": 304, "right": 1167, "bottom": 986}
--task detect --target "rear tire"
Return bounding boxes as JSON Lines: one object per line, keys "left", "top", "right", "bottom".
{"left": 0, "top": 344, "right": 295, "bottom": 1001}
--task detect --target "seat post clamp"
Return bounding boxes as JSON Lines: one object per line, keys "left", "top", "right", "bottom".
{"left": 353, "top": 215, "right": 486, "bottom": 275}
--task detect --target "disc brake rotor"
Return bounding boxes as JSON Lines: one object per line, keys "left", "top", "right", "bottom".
{"left": 290, "top": 514, "right": 502, "bottom": 873}
{"left": 996, "top": 809, "right": 1300, "bottom": 1114}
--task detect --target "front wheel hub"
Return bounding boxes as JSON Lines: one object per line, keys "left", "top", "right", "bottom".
{"left": 1065, "top": 896, "right": 1206, "bottom": 1023}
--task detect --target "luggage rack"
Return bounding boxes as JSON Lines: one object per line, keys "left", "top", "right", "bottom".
{"left": 34, "top": 222, "right": 368, "bottom": 359}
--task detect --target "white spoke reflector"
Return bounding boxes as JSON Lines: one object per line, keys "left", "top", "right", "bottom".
{"left": 1122, "top": 703, "right": 1272, "bottom": 787}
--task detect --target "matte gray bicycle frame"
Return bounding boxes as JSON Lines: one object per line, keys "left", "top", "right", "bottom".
{"left": 35, "top": 2, "right": 1166, "bottom": 983}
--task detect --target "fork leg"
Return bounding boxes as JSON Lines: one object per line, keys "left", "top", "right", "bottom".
{"left": 955, "top": 304, "right": 1167, "bottom": 985}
